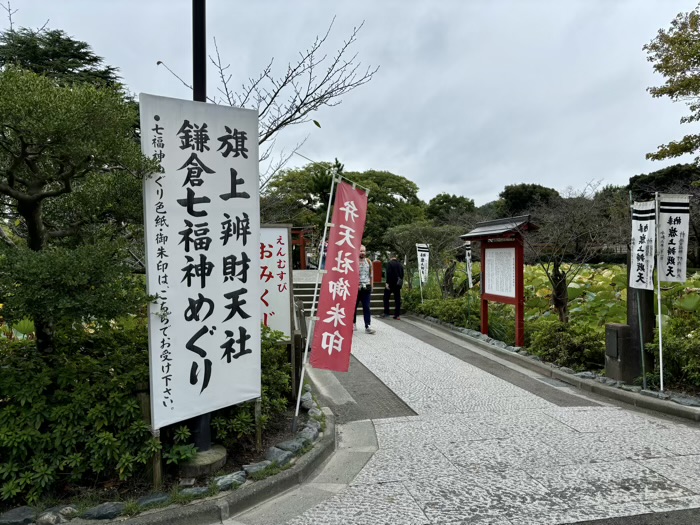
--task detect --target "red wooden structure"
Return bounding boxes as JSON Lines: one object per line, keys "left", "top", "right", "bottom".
{"left": 460, "top": 216, "right": 537, "bottom": 348}
{"left": 291, "top": 226, "right": 315, "bottom": 269}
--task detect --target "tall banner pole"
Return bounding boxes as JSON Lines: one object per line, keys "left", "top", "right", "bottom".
{"left": 655, "top": 192, "right": 664, "bottom": 392}
{"left": 628, "top": 192, "right": 648, "bottom": 391}
{"left": 636, "top": 290, "right": 648, "bottom": 391}
{"left": 465, "top": 241, "right": 473, "bottom": 290}
{"left": 292, "top": 174, "right": 338, "bottom": 431}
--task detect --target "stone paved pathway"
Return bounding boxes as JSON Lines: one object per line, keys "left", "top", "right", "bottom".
{"left": 286, "top": 318, "right": 700, "bottom": 525}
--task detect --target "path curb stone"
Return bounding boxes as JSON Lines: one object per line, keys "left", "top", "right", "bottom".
{"left": 0, "top": 408, "right": 335, "bottom": 525}
{"left": 414, "top": 315, "right": 700, "bottom": 422}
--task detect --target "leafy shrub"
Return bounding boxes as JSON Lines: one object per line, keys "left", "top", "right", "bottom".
{"left": 645, "top": 312, "right": 700, "bottom": 389}
{"left": 452, "top": 262, "right": 480, "bottom": 296}
{"left": 413, "top": 295, "right": 479, "bottom": 330}
{"left": 487, "top": 303, "right": 515, "bottom": 346}
{"left": 0, "top": 322, "right": 159, "bottom": 506}
{"left": 0, "top": 323, "right": 294, "bottom": 507}
{"left": 401, "top": 288, "right": 423, "bottom": 312}
{"left": 527, "top": 319, "right": 605, "bottom": 371}
{"left": 0, "top": 242, "right": 149, "bottom": 330}
{"left": 210, "top": 326, "right": 291, "bottom": 448}
{"left": 410, "top": 291, "right": 517, "bottom": 344}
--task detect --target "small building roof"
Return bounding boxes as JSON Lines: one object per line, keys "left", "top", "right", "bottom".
{"left": 460, "top": 215, "right": 537, "bottom": 241}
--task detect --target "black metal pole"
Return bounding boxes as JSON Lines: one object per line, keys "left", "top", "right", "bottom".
{"left": 193, "top": 0, "right": 206, "bottom": 103}
{"left": 190, "top": 0, "right": 211, "bottom": 452}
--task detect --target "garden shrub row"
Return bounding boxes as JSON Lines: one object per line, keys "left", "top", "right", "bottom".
{"left": 0, "top": 322, "right": 291, "bottom": 507}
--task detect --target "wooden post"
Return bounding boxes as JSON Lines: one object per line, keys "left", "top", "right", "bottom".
{"left": 137, "top": 391, "right": 162, "bottom": 490}
{"left": 255, "top": 397, "right": 263, "bottom": 452}
{"left": 151, "top": 429, "right": 163, "bottom": 491}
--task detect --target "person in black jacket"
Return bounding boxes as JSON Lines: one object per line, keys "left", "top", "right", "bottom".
{"left": 383, "top": 253, "right": 404, "bottom": 320}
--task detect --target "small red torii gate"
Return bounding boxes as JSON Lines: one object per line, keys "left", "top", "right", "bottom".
{"left": 460, "top": 216, "right": 537, "bottom": 348}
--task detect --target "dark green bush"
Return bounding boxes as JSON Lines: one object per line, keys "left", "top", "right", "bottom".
{"left": 645, "top": 312, "right": 700, "bottom": 389}
{"left": 527, "top": 319, "right": 605, "bottom": 371}
{"left": 410, "top": 292, "right": 516, "bottom": 345}
{"left": 401, "top": 288, "right": 423, "bottom": 312}
{"left": 211, "top": 326, "right": 291, "bottom": 448}
{"left": 486, "top": 303, "right": 516, "bottom": 346}
{"left": 413, "top": 295, "right": 480, "bottom": 330}
{"left": 0, "top": 322, "right": 158, "bottom": 505}
{"left": 0, "top": 242, "right": 149, "bottom": 329}
{"left": 0, "top": 323, "right": 292, "bottom": 506}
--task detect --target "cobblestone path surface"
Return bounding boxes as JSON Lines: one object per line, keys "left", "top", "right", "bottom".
{"left": 286, "top": 318, "right": 700, "bottom": 525}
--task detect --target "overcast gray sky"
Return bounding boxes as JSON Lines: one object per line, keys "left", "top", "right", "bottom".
{"left": 4, "top": 0, "right": 698, "bottom": 205}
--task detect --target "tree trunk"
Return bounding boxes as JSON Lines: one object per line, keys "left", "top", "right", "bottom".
{"left": 443, "top": 261, "right": 456, "bottom": 298}
{"left": 17, "top": 198, "right": 55, "bottom": 353}
{"left": 552, "top": 263, "right": 569, "bottom": 323}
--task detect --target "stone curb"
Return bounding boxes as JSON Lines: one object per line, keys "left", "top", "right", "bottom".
{"left": 65, "top": 407, "right": 336, "bottom": 525}
{"left": 409, "top": 316, "right": 700, "bottom": 423}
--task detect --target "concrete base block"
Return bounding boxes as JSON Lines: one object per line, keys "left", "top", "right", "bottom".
{"left": 178, "top": 444, "right": 227, "bottom": 478}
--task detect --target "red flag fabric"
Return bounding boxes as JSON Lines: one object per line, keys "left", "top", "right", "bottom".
{"left": 309, "top": 181, "right": 368, "bottom": 372}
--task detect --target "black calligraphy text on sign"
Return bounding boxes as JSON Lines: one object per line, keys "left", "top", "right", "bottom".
{"left": 417, "top": 244, "right": 430, "bottom": 284}
{"left": 659, "top": 196, "right": 690, "bottom": 283}
{"left": 150, "top": 114, "right": 175, "bottom": 410}
{"left": 629, "top": 202, "right": 655, "bottom": 291}
{"left": 175, "top": 120, "right": 255, "bottom": 394}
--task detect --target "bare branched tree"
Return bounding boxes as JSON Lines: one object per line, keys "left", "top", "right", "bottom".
{"left": 523, "top": 182, "right": 627, "bottom": 323}
{"left": 0, "top": 1, "right": 17, "bottom": 30}
{"left": 158, "top": 17, "right": 377, "bottom": 188}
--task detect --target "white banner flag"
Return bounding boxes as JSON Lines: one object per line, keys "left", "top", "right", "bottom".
{"left": 629, "top": 201, "right": 656, "bottom": 290}
{"left": 140, "top": 93, "right": 261, "bottom": 429}
{"left": 465, "top": 241, "right": 473, "bottom": 289}
{"left": 416, "top": 243, "right": 430, "bottom": 284}
{"left": 658, "top": 194, "right": 691, "bottom": 283}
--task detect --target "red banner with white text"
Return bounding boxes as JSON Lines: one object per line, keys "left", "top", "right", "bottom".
{"left": 309, "top": 182, "right": 368, "bottom": 372}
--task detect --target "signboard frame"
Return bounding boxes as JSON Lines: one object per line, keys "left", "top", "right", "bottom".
{"left": 481, "top": 239, "right": 524, "bottom": 346}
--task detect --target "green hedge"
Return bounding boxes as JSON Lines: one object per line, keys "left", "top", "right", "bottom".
{"left": 0, "top": 323, "right": 156, "bottom": 505}
{"left": 0, "top": 323, "right": 291, "bottom": 506}
{"left": 526, "top": 318, "right": 605, "bottom": 371}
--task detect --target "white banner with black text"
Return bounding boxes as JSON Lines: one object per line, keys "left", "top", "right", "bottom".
{"left": 417, "top": 243, "right": 430, "bottom": 285}
{"left": 629, "top": 200, "right": 656, "bottom": 291}
{"left": 658, "top": 194, "right": 690, "bottom": 283}
{"left": 140, "top": 93, "right": 261, "bottom": 429}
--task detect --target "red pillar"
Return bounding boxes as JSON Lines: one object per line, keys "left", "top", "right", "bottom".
{"left": 480, "top": 241, "right": 488, "bottom": 336}
{"left": 515, "top": 236, "right": 525, "bottom": 347}
{"left": 372, "top": 260, "right": 383, "bottom": 283}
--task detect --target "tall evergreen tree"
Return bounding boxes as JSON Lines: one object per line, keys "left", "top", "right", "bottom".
{"left": 0, "top": 27, "right": 120, "bottom": 87}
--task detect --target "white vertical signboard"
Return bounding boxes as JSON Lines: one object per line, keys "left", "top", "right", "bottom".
{"left": 417, "top": 243, "right": 430, "bottom": 284}
{"left": 629, "top": 201, "right": 656, "bottom": 290}
{"left": 260, "top": 226, "right": 293, "bottom": 338}
{"left": 140, "top": 93, "right": 261, "bottom": 429}
{"left": 658, "top": 194, "right": 690, "bottom": 283}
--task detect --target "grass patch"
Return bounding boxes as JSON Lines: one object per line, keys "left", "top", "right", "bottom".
{"left": 168, "top": 489, "right": 196, "bottom": 506}
{"left": 298, "top": 443, "right": 313, "bottom": 456}
{"left": 122, "top": 501, "right": 141, "bottom": 517}
{"left": 248, "top": 462, "right": 292, "bottom": 482}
